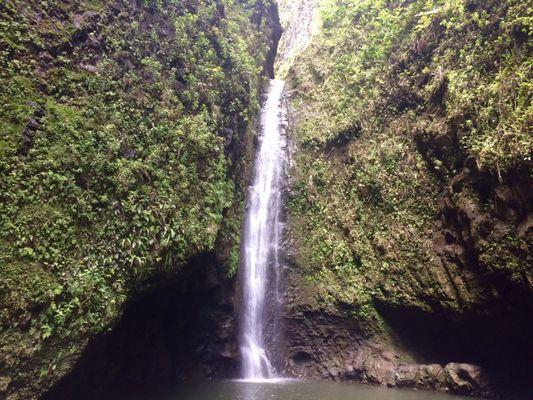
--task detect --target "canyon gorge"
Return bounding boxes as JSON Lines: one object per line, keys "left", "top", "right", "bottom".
{"left": 0, "top": 0, "right": 531, "bottom": 399}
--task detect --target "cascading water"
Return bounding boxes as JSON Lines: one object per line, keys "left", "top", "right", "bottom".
{"left": 240, "top": 79, "right": 287, "bottom": 380}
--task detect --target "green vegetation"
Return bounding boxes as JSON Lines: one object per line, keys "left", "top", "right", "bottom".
{"left": 290, "top": 0, "right": 531, "bottom": 171}
{"left": 285, "top": 0, "right": 532, "bottom": 323}
{"left": 0, "top": 0, "right": 276, "bottom": 396}
{"left": 0, "top": 0, "right": 530, "bottom": 394}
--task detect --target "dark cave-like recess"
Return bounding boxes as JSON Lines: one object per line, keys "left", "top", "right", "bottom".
{"left": 44, "top": 254, "right": 239, "bottom": 400}
{"left": 375, "top": 301, "right": 533, "bottom": 395}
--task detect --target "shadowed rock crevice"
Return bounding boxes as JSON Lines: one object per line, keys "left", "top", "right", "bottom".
{"left": 375, "top": 303, "right": 533, "bottom": 395}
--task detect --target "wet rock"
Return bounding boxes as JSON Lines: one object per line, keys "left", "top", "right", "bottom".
{"left": 220, "top": 343, "right": 235, "bottom": 359}
{"left": 362, "top": 355, "right": 396, "bottom": 386}
{"left": 281, "top": 267, "right": 499, "bottom": 398}
{"left": 18, "top": 106, "right": 45, "bottom": 155}
{"left": 88, "top": 32, "right": 104, "bottom": 49}
{"left": 119, "top": 141, "right": 136, "bottom": 159}
{"left": 394, "top": 363, "right": 418, "bottom": 387}
{"left": 73, "top": 10, "right": 99, "bottom": 29}
{"left": 450, "top": 171, "right": 468, "bottom": 193}
{"left": 0, "top": 376, "right": 10, "bottom": 394}
{"left": 81, "top": 63, "right": 98, "bottom": 73}
{"left": 494, "top": 185, "right": 514, "bottom": 206}
{"left": 342, "top": 364, "right": 361, "bottom": 380}
{"left": 494, "top": 185, "right": 519, "bottom": 222}
{"left": 518, "top": 213, "right": 533, "bottom": 237}
{"left": 27, "top": 118, "right": 40, "bottom": 130}
{"left": 328, "top": 366, "right": 338, "bottom": 378}
{"left": 444, "top": 362, "right": 490, "bottom": 396}
{"left": 433, "top": 132, "right": 453, "bottom": 148}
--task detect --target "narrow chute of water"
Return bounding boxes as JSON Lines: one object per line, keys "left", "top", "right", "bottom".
{"left": 240, "top": 79, "right": 286, "bottom": 380}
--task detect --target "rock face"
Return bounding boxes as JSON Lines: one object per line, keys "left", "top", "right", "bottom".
{"left": 280, "top": 267, "right": 523, "bottom": 399}
{"left": 275, "top": 0, "right": 319, "bottom": 75}
{"left": 277, "top": 0, "right": 532, "bottom": 398}
{"left": 0, "top": 0, "right": 281, "bottom": 398}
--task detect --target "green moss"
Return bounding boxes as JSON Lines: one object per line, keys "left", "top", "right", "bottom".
{"left": 284, "top": 0, "right": 531, "bottom": 329}
{"left": 0, "top": 262, "right": 56, "bottom": 321}
{"left": 480, "top": 228, "right": 531, "bottom": 281}
{"left": 0, "top": 0, "right": 277, "bottom": 396}
{"left": 289, "top": 0, "right": 531, "bottom": 172}
{"left": 288, "top": 128, "right": 440, "bottom": 315}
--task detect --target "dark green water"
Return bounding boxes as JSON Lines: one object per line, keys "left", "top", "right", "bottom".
{"left": 118, "top": 379, "right": 474, "bottom": 400}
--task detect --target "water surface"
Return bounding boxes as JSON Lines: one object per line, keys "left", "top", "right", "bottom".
{"left": 119, "top": 379, "right": 474, "bottom": 400}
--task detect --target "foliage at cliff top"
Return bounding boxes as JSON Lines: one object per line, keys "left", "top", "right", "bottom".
{"left": 0, "top": 0, "right": 274, "bottom": 396}
{"left": 286, "top": 0, "right": 532, "bottom": 324}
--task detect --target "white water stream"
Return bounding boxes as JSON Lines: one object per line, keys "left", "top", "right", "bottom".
{"left": 240, "top": 79, "right": 287, "bottom": 380}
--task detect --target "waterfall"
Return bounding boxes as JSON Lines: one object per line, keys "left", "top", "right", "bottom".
{"left": 240, "top": 79, "right": 287, "bottom": 380}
